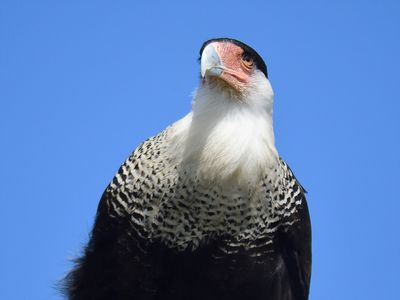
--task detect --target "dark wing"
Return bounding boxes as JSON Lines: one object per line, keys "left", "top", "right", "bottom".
{"left": 63, "top": 190, "right": 152, "bottom": 300}
{"left": 63, "top": 133, "right": 172, "bottom": 299}
{"left": 63, "top": 160, "right": 162, "bottom": 299}
{"left": 275, "top": 162, "right": 312, "bottom": 300}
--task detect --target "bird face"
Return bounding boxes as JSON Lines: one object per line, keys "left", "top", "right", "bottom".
{"left": 200, "top": 38, "right": 269, "bottom": 95}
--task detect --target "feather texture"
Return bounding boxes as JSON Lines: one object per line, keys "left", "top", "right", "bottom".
{"left": 64, "top": 117, "right": 311, "bottom": 299}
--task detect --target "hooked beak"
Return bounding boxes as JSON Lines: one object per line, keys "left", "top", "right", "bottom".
{"left": 200, "top": 43, "right": 224, "bottom": 78}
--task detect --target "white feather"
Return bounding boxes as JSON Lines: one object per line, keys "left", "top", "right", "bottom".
{"left": 167, "top": 71, "right": 278, "bottom": 186}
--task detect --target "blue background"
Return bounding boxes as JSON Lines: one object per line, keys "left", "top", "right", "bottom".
{"left": 1, "top": 1, "right": 399, "bottom": 299}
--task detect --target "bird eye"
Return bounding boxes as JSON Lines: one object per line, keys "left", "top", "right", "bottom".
{"left": 242, "top": 52, "right": 254, "bottom": 68}
{"left": 242, "top": 53, "right": 252, "bottom": 62}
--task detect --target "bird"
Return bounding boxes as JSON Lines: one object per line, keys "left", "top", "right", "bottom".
{"left": 63, "top": 38, "right": 312, "bottom": 300}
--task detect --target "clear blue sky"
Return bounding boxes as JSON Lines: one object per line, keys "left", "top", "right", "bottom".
{"left": 1, "top": 1, "right": 399, "bottom": 299}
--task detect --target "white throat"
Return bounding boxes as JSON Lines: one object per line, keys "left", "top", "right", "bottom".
{"left": 168, "top": 78, "right": 278, "bottom": 186}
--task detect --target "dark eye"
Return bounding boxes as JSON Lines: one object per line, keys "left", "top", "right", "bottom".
{"left": 242, "top": 52, "right": 254, "bottom": 68}
{"left": 242, "top": 52, "right": 253, "bottom": 63}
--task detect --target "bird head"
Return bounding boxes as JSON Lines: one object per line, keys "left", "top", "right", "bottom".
{"left": 174, "top": 38, "right": 278, "bottom": 185}
{"left": 199, "top": 38, "right": 273, "bottom": 109}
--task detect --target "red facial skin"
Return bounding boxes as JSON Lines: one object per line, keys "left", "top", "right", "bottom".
{"left": 208, "top": 41, "right": 255, "bottom": 92}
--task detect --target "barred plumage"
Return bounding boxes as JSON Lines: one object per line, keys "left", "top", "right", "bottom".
{"left": 106, "top": 126, "right": 304, "bottom": 253}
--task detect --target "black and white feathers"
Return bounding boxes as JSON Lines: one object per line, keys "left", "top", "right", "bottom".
{"left": 64, "top": 38, "right": 311, "bottom": 300}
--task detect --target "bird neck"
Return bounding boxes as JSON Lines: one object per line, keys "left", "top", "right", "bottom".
{"left": 168, "top": 85, "right": 279, "bottom": 187}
